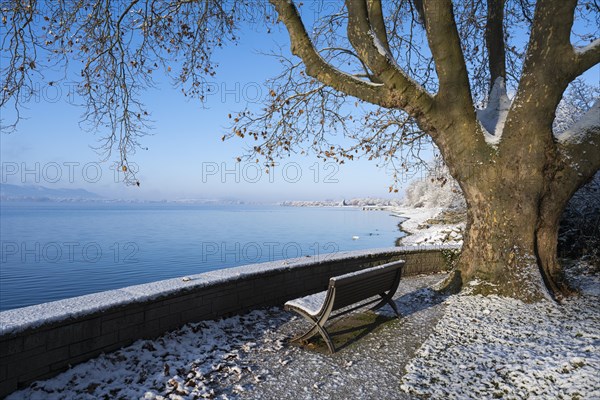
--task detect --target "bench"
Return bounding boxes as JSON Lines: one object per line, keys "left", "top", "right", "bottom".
{"left": 284, "top": 260, "right": 404, "bottom": 353}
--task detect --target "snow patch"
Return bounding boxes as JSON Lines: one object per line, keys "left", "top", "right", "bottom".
{"left": 285, "top": 291, "right": 327, "bottom": 315}
{"left": 555, "top": 100, "right": 600, "bottom": 144}
{"left": 401, "top": 290, "right": 600, "bottom": 398}
{"left": 369, "top": 29, "right": 390, "bottom": 58}
{"left": 574, "top": 38, "right": 600, "bottom": 54}
{"left": 476, "top": 77, "right": 512, "bottom": 146}
{"left": 336, "top": 68, "right": 384, "bottom": 87}
{"left": 393, "top": 206, "right": 465, "bottom": 247}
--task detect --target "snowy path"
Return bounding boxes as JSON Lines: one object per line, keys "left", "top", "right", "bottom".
{"left": 9, "top": 264, "right": 599, "bottom": 399}
{"left": 8, "top": 275, "right": 446, "bottom": 400}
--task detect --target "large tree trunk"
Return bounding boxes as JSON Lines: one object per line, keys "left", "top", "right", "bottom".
{"left": 456, "top": 183, "right": 552, "bottom": 301}
{"left": 438, "top": 120, "right": 577, "bottom": 302}
{"left": 536, "top": 202, "right": 574, "bottom": 297}
{"left": 445, "top": 124, "right": 597, "bottom": 301}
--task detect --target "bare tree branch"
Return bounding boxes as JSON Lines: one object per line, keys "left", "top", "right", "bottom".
{"left": 421, "top": 0, "right": 472, "bottom": 108}
{"left": 544, "top": 101, "right": 600, "bottom": 229}
{"left": 269, "top": 0, "right": 396, "bottom": 108}
{"left": 517, "top": 0, "right": 578, "bottom": 96}
{"left": 486, "top": 0, "right": 507, "bottom": 87}
{"left": 569, "top": 38, "right": 600, "bottom": 78}
{"left": 506, "top": 0, "right": 592, "bottom": 146}
{"left": 1, "top": 0, "right": 245, "bottom": 184}
{"left": 367, "top": 0, "right": 390, "bottom": 52}
{"left": 344, "top": 0, "right": 435, "bottom": 117}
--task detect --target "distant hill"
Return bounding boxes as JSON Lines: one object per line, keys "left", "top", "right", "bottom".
{"left": 0, "top": 183, "right": 102, "bottom": 201}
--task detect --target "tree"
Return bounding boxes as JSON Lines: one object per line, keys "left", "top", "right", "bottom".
{"left": 559, "top": 172, "right": 600, "bottom": 263}
{"left": 2, "top": 1, "right": 599, "bottom": 301}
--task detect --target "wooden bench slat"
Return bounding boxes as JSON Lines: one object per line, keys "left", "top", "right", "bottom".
{"left": 330, "top": 261, "right": 404, "bottom": 286}
{"left": 284, "top": 260, "right": 404, "bottom": 353}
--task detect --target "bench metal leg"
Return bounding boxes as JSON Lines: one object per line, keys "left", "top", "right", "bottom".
{"left": 294, "top": 322, "right": 319, "bottom": 343}
{"left": 371, "top": 292, "right": 401, "bottom": 318}
{"left": 315, "top": 324, "right": 335, "bottom": 354}
{"left": 289, "top": 307, "right": 336, "bottom": 354}
{"left": 371, "top": 272, "right": 402, "bottom": 318}
{"left": 386, "top": 297, "right": 401, "bottom": 318}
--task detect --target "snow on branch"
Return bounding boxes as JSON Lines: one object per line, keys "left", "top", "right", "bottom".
{"left": 556, "top": 100, "right": 600, "bottom": 144}
{"left": 574, "top": 38, "right": 600, "bottom": 55}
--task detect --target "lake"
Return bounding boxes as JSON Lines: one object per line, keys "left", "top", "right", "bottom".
{"left": 0, "top": 202, "right": 404, "bottom": 311}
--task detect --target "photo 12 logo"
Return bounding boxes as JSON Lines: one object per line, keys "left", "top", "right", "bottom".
{"left": 18, "top": 81, "right": 80, "bottom": 105}
{"left": 199, "top": 241, "right": 340, "bottom": 264}
{"left": 1, "top": 161, "right": 139, "bottom": 184}
{"left": 201, "top": 161, "right": 339, "bottom": 184}
{"left": 1, "top": 242, "right": 139, "bottom": 264}
{"left": 201, "top": 81, "right": 266, "bottom": 104}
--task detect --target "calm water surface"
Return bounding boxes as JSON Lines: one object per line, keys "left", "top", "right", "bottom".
{"left": 0, "top": 202, "right": 404, "bottom": 311}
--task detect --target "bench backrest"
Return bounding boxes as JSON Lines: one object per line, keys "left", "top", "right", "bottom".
{"left": 328, "top": 260, "right": 404, "bottom": 311}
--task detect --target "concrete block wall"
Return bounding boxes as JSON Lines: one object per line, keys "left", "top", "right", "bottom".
{"left": 0, "top": 245, "right": 459, "bottom": 397}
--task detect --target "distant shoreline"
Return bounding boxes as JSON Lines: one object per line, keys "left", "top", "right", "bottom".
{"left": 280, "top": 199, "right": 403, "bottom": 208}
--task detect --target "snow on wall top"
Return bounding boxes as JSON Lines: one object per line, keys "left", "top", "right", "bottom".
{"left": 0, "top": 245, "right": 460, "bottom": 336}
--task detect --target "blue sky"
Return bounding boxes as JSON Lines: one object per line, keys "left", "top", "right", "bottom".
{"left": 1, "top": 4, "right": 597, "bottom": 202}
{"left": 1, "top": 20, "right": 426, "bottom": 202}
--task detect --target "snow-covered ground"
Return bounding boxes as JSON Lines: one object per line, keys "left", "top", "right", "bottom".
{"left": 8, "top": 274, "right": 447, "bottom": 400}
{"left": 9, "top": 258, "right": 599, "bottom": 400}
{"left": 401, "top": 279, "right": 600, "bottom": 399}
{"left": 391, "top": 159, "right": 466, "bottom": 247}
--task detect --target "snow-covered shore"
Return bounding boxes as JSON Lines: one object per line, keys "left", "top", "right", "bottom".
{"left": 391, "top": 206, "right": 464, "bottom": 247}
{"left": 279, "top": 198, "right": 404, "bottom": 208}
{"left": 281, "top": 164, "right": 467, "bottom": 248}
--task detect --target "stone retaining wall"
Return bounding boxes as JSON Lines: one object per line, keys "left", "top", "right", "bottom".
{"left": 0, "top": 245, "right": 460, "bottom": 397}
